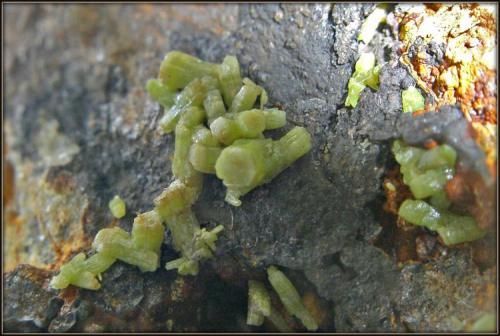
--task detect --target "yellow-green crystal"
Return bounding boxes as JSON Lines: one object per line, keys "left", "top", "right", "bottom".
{"left": 267, "top": 266, "right": 318, "bottom": 331}
{"left": 109, "top": 195, "right": 126, "bottom": 219}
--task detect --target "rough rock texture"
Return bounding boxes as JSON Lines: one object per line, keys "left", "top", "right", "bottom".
{"left": 3, "top": 265, "right": 64, "bottom": 332}
{"left": 4, "top": 3, "right": 496, "bottom": 332}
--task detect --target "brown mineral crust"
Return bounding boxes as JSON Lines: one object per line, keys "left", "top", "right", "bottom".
{"left": 378, "top": 167, "right": 423, "bottom": 264}
{"left": 474, "top": 270, "right": 497, "bottom": 313}
{"left": 302, "top": 291, "right": 327, "bottom": 329}
{"left": 398, "top": 4, "right": 496, "bottom": 115}
{"left": 3, "top": 140, "right": 15, "bottom": 207}
{"left": 445, "top": 168, "right": 497, "bottom": 230}
{"left": 58, "top": 286, "right": 80, "bottom": 307}
{"left": 396, "top": 4, "right": 497, "bottom": 176}
{"left": 382, "top": 167, "right": 413, "bottom": 216}
{"left": 468, "top": 69, "right": 496, "bottom": 124}
{"left": 46, "top": 169, "right": 78, "bottom": 194}
{"left": 373, "top": 211, "right": 426, "bottom": 265}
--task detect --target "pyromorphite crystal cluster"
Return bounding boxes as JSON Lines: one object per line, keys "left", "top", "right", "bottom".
{"left": 50, "top": 252, "right": 115, "bottom": 290}
{"left": 245, "top": 266, "right": 318, "bottom": 331}
{"left": 150, "top": 51, "right": 312, "bottom": 207}
{"left": 50, "top": 211, "right": 163, "bottom": 290}
{"left": 51, "top": 51, "right": 312, "bottom": 290}
{"left": 393, "top": 140, "right": 485, "bottom": 245}
{"left": 345, "top": 52, "right": 381, "bottom": 108}
{"left": 246, "top": 279, "right": 292, "bottom": 332}
{"left": 151, "top": 51, "right": 310, "bottom": 271}
{"left": 346, "top": 5, "right": 387, "bottom": 108}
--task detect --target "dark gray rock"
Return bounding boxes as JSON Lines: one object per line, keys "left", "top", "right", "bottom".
{"left": 3, "top": 265, "right": 64, "bottom": 332}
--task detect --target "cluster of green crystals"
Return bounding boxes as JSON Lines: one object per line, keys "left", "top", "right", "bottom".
{"left": 345, "top": 4, "right": 388, "bottom": 108}
{"left": 345, "top": 52, "right": 381, "bottom": 108}
{"left": 150, "top": 51, "right": 310, "bottom": 271}
{"left": 152, "top": 51, "right": 312, "bottom": 207}
{"left": 393, "top": 140, "right": 485, "bottom": 245}
{"left": 50, "top": 51, "right": 311, "bottom": 290}
{"left": 51, "top": 211, "right": 163, "bottom": 290}
{"left": 246, "top": 266, "right": 318, "bottom": 332}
